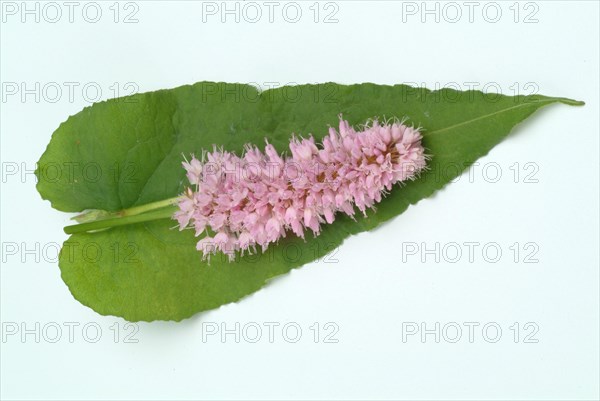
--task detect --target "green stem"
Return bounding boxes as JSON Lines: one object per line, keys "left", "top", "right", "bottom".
{"left": 64, "top": 206, "right": 179, "bottom": 235}
{"left": 116, "top": 197, "right": 182, "bottom": 217}
{"left": 72, "top": 196, "right": 182, "bottom": 223}
{"left": 65, "top": 196, "right": 183, "bottom": 234}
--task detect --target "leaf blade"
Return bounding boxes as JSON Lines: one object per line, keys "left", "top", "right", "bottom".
{"left": 37, "top": 83, "right": 583, "bottom": 321}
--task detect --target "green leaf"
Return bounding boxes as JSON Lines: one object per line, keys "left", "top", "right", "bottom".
{"left": 36, "top": 82, "right": 583, "bottom": 321}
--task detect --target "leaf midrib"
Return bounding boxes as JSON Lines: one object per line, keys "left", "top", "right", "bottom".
{"left": 428, "top": 97, "right": 560, "bottom": 136}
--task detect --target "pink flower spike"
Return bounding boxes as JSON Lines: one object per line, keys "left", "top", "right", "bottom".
{"left": 174, "top": 116, "right": 428, "bottom": 261}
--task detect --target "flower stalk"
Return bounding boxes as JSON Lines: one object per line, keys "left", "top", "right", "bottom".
{"left": 64, "top": 197, "right": 181, "bottom": 234}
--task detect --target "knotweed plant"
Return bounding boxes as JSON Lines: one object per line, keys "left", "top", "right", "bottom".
{"left": 175, "top": 117, "right": 428, "bottom": 261}
{"left": 47, "top": 81, "right": 583, "bottom": 321}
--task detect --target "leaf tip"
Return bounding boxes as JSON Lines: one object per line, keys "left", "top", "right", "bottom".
{"left": 559, "top": 97, "right": 585, "bottom": 106}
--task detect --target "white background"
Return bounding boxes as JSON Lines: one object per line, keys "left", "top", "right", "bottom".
{"left": 1, "top": 1, "right": 599, "bottom": 400}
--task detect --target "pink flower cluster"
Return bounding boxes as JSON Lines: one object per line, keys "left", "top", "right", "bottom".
{"left": 174, "top": 117, "right": 427, "bottom": 261}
